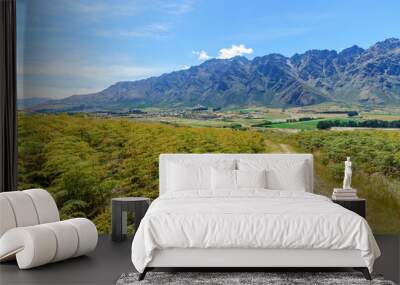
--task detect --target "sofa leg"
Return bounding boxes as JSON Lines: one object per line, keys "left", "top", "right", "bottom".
{"left": 138, "top": 268, "right": 148, "bottom": 281}
{"left": 354, "top": 267, "right": 371, "bottom": 280}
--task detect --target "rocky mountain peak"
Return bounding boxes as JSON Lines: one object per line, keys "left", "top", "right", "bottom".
{"left": 369, "top": 38, "right": 400, "bottom": 53}
{"left": 339, "top": 45, "right": 364, "bottom": 57}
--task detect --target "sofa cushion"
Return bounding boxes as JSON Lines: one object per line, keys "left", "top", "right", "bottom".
{"left": 0, "top": 191, "right": 39, "bottom": 227}
{"left": 24, "top": 189, "right": 60, "bottom": 224}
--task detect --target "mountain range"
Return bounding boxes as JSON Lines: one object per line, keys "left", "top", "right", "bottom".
{"left": 27, "top": 38, "right": 400, "bottom": 112}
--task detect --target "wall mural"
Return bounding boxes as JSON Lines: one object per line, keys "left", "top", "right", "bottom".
{"left": 17, "top": 0, "right": 400, "bottom": 234}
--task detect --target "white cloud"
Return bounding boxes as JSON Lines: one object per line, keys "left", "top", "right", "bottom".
{"left": 198, "top": 50, "right": 211, "bottom": 60}
{"left": 181, "top": 65, "right": 191, "bottom": 70}
{"left": 217, "top": 44, "right": 253, "bottom": 59}
{"left": 192, "top": 50, "right": 211, "bottom": 61}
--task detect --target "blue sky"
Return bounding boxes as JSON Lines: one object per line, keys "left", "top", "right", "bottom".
{"left": 17, "top": 0, "right": 400, "bottom": 99}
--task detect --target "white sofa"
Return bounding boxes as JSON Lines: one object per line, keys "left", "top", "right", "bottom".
{"left": 0, "top": 189, "right": 98, "bottom": 269}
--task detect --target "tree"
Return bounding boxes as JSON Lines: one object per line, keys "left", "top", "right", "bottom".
{"left": 347, "top": 111, "right": 359, "bottom": 117}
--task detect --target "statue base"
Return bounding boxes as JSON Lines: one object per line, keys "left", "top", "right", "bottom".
{"left": 332, "top": 188, "right": 358, "bottom": 200}
{"left": 334, "top": 188, "right": 357, "bottom": 192}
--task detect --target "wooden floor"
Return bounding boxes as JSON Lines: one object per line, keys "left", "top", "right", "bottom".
{"left": 0, "top": 235, "right": 399, "bottom": 285}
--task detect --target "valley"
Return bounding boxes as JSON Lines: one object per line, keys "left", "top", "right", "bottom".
{"left": 87, "top": 105, "right": 400, "bottom": 131}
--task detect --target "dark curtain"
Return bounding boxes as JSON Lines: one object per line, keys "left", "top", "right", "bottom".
{"left": 0, "top": 0, "right": 17, "bottom": 192}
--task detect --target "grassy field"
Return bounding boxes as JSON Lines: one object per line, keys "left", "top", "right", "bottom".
{"left": 134, "top": 106, "right": 400, "bottom": 131}
{"left": 267, "top": 118, "right": 340, "bottom": 130}
{"left": 139, "top": 114, "right": 347, "bottom": 130}
{"left": 159, "top": 118, "right": 231, "bottom": 128}
{"left": 360, "top": 113, "right": 400, "bottom": 121}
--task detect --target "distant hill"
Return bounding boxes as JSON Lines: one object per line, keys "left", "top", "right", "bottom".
{"left": 18, "top": 97, "right": 53, "bottom": 109}
{"left": 29, "top": 38, "right": 400, "bottom": 112}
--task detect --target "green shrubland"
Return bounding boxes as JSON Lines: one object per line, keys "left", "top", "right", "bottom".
{"left": 18, "top": 113, "right": 265, "bottom": 233}
{"left": 18, "top": 113, "right": 400, "bottom": 234}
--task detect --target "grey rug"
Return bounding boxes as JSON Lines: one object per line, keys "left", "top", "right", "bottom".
{"left": 116, "top": 272, "right": 395, "bottom": 285}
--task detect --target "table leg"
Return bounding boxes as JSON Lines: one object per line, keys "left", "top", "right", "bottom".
{"left": 112, "top": 201, "right": 123, "bottom": 241}
{"left": 122, "top": 210, "right": 128, "bottom": 235}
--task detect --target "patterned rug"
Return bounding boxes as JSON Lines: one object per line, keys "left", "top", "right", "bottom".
{"left": 116, "top": 271, "right": 396, "bottom": 285}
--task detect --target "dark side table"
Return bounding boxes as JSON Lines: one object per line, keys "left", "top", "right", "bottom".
{"left": 111, "top": 197, "right": 150, "bottom": 242}
{"left": 332, "top": 198, "right": 366, "bottom": 218}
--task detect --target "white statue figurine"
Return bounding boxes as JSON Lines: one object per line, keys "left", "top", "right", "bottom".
{"left": 343, "top": 157, "right": 352, "bottom": 190}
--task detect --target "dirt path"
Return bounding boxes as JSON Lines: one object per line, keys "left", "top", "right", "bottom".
{"left": 264, "top": 139, "right": 293, "bottom": 153}
{"left": 279, "top": 143, "right": 292, "bottom": 153}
